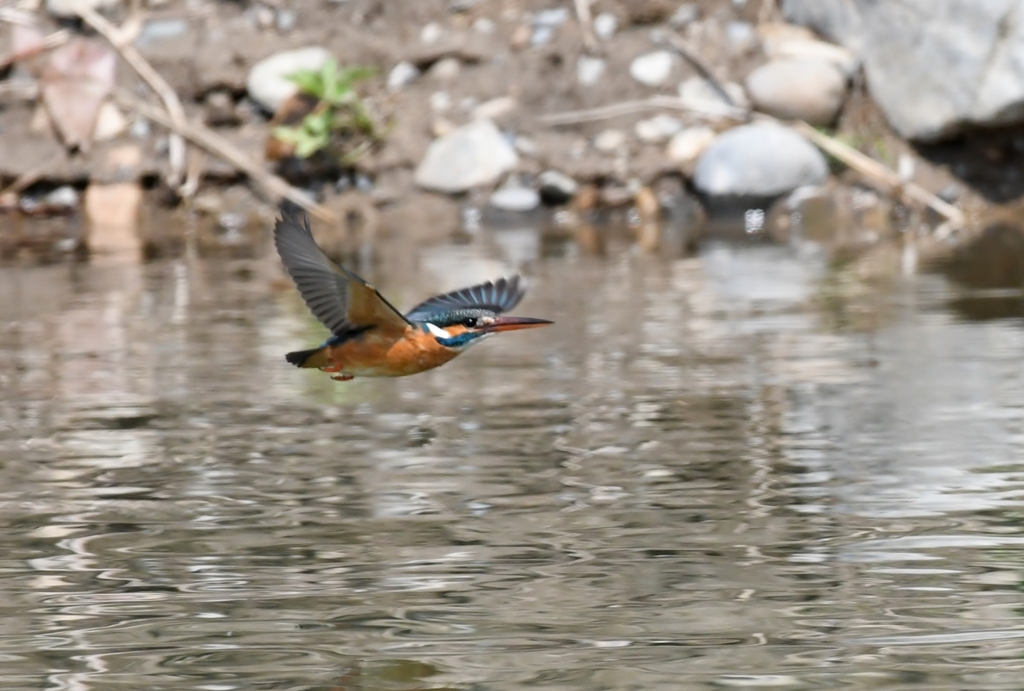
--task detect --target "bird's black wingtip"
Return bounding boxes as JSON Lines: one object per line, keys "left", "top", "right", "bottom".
{"left": 275, "top": 199, "right": 314, "bottom": 238}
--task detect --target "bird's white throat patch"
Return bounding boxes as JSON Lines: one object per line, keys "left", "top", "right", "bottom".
{"left": 425, "top": 323, "right": 451, "bottom": 339}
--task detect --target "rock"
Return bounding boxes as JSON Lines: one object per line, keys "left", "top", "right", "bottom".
{"left": 420, "top": 23, "right": 444, "bottom": 44}
{"left": 594, "top": 129, "right": 626, "bottom": 153}
{"left": 678, "top": 77, "right": 748, "bottom": 117}
{"left": 429, "top": 57, "right": 461, "bottom": 81}
{"left": 693, "top": 123, "right": 828, "bottom": 198}
{"left": 538, "top": 170, "right": 579, "bottom": 205}
{"left": 630, "top": 51, "right": 675, "bottom": 86}
{"left": 387, "top": 61, "right": 420, "bottom": 91}
{"left": 472, "top": 96, "right": 516, "bottom": 121}
{"left": 246, "top": 47, "right": 331, "bottom": 113}
{"left": 534, "top": 7, "right": 570, "bottom": 27}
{"left": 46, "top": 0, "right": 119, "bottom": 17}
{"left": 45, "top": 186, "right": 79, "bottom": 211}
{"left": 414, "top": 119, "right": 518, "bottom": 193}
{"left": 594, "top": 13, "right": 618, "bottom": 40}
{"left": 429, "top": 91, "right": 451, "bottom": 112}
{"left": 781, "top": 0, "right": 1024, "bottom": 140}
{"left": 515, "top": 136, "right": 538, "bottom": 157}
{"left": 473, "top": 18, "right": 496, "bottom": 34}
{"left": 531, "top": 25, "right": 555, "bottom": 47}
{"left": 577, "top": 56, "right": 606, "bottom": 86}
{"left": 726, "top": 21, "right": 758, "bottom": 52}
{"left": 93, "top": 102, "right": 128, "bottom": 141}
{"left": 667, "top": 126, "right": 717, "bottom": 171}
{"left": 669, "top": 3, "right": 699, "bottom": 27}
{"left": 745, "top": 58, "right": 847, "bottom": 126}
{"left": 759, "top": 23, "right": 860, "bottom": 75}
{"left": 490, "top": 185, "right": 540, "bottom": 212}
{"left": 635, "top": 114, "right": 683, "bottom": 143}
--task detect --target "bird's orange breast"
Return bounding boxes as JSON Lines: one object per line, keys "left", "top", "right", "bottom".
{"left": 324, "top": 326, "right": 460, "bottom": 378}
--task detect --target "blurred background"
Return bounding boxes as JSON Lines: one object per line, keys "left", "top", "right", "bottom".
{"left": 4, "top": 1, "right": 1024, "bottom": 690}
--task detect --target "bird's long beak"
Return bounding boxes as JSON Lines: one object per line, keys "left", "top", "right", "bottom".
{"left": 482, "top": 316, "right": 554, "bottom": 332}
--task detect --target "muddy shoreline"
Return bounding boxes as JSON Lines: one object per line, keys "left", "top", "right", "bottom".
{"left": 0, "top": 0, "right": 1022, "bottom": 290}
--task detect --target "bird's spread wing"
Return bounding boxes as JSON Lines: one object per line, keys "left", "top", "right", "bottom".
{"left": 405, "top": 275, "right": 525, "bottom": 321}
{"left": 274, "top": 204, "right": 411, "bottom": 337}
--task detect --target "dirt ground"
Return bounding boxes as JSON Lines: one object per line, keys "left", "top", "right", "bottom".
{"left": 0, "top": 0, "right": 1015, "bottom": 279}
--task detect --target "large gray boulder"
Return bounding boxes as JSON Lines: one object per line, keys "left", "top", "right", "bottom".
{"left": 782, "top": 0, "right": 1024, "bottom": 141}
{"left": 693, "top": 123, "right": 828, "bottom": 198}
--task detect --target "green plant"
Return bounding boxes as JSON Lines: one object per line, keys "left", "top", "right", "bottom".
{"left": 272, "top": 59, "right": 379, "bottom": 160}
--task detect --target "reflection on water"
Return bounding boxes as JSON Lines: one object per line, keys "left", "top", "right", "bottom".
{"left": 2, "top": 235, "right": 1024, "bottom": 691}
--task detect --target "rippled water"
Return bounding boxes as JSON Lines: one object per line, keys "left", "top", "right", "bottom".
{"left": 2, "top": 237, "right": 1024, "bottom": 690}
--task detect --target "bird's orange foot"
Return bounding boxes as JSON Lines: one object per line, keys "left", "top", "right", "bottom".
{"left": 330, "top": 373, "right": 354, "bottom": 382}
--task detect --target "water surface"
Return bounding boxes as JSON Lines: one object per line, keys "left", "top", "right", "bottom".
{"left": 1, "top": 238, "right": 1024, "bottom": 690}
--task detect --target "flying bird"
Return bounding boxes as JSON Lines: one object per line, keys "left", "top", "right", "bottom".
{"left": 274, "top": 205, "right": 552, "bottom": 381}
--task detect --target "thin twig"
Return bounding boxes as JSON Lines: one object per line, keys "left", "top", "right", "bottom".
{"left": 787, "top": 119, "right": 965, "bottom": 226}
{"left": 573, "top": 0, "right": 597, "bottom": 52}
{"left": 662, "top": 29, "right": 738, "bottom": 107}
{"left": 540, "top": 95, "right": 747, "bottom": 125}
{"left": 0, "top": 29, "right": 70, "bottom": 70}
{"left": 75, "top": 5, "right": 188, "bottom": 190}
{"left": 114, "top": 89, "right": 338, "bottom": 223}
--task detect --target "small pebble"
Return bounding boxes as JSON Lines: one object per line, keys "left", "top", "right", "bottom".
{"left": 594, "top": 129, "right": 626, "bottom": 153}
{"left": 420, "top": 22, "right": 443, "bottom": 43}
{"left": 630, "top": 51, "right": 674, "bottom": 87}
{"left": 635, "top": 114, "right": 682, "bottom": 143}
{"left": 538, "top": 170, "right": 579, "bottom": 205}
{"left": 429, "top": 57, "right": 461, "bottom": 81}
{"left": 593, "top": 12, "right": 617, "bottom": 40}
{"left": 490, "top": 185, "right": 541, "bottom": 212}
{"left": 387, "top": 61, "right": 420, "bottom": 92}
{"left": 533, "top": 7, "right": 569, "bottom": 26}
{"left": 577, "top": 55, "right": 606, "bottom": 86}
{"left": 275, "top": 9, "right": 297, "bottom": 32}
{"left": 473, "top": 17, "right": 495, "bottom": 34}
{"left": 430, "top": 91, "right": 452, "bottom": 112}
{"left": 531, "top": 25, "right": 554, "bottom": 47}
{"left": 669, "top": 3, "right": 698, "bottom": 27}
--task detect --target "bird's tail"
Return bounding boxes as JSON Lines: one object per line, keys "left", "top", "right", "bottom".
{"left": 285, "top": 346, "right": 330, "bottom": 368}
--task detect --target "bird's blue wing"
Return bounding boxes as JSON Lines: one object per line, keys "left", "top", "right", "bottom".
{"left": 405, "top": 275, "right": 526, "bottom": 321}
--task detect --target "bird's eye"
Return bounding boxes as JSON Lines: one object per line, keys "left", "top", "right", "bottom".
{"left": 463, "top": 317, "right": 478, "bottom": 327}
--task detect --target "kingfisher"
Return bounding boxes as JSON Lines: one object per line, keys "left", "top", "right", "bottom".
{"left": 274, "top": 205, "right": 553, "bottom": 381}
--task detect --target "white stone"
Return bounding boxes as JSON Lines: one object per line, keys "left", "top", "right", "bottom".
{"left": 430, "top": 91, "right": 451, "bottom": 112}
{"left": 594, "top": 129, "right": 626, "bottom": 153}
{"left": 630, "top": 51, "right": 674, "bottom": 87}
{"left": 490, "top": 186, "right": 540, "bottom": 212}
{"left": 669, "top": 3, "right": 699, "bottom": 27}
{"left": 473, "top": 18, "right": 496, "bottom": 34}
{"left": 635, "top": 114, "right": 683, "bottom": 143}
{"left": 472, "top": 96, "right": 517, "bottom": 121}
{"left": 246, "top": 47, "right": 332, "bottom": 112}
{"left": 93, "top": 102, "right": 128, "bottom": 141}
{"left": 745, "top": 58, "right": 847, "bottom": 126}
{"left": 538, "top": 170, "right": 579, "bottom": 203}
{"left": 420, "top": 22, "right": 443, "bottom": 44}
{"left": 429, "top": 57, "right": 461, "bottom": 81}
{"left": 387, "top": 61, "right": 420, "bottom": 92}
{"left": 693, "top": 122, "right": 828, "bottom": 198}
{"left": 534, "top": 7, "right": 569, "bottom": 26}
{"left": 593, "top": 13, "right": 618, "bottom": 40}
{"left": 666, "top": 126, "right": 717, "bottom": 167}
{"left": 577, "top": 56, "right": 606, "bottom": 86}
{"left": 415, "top": 119, "right": 519, "bottom": 193}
